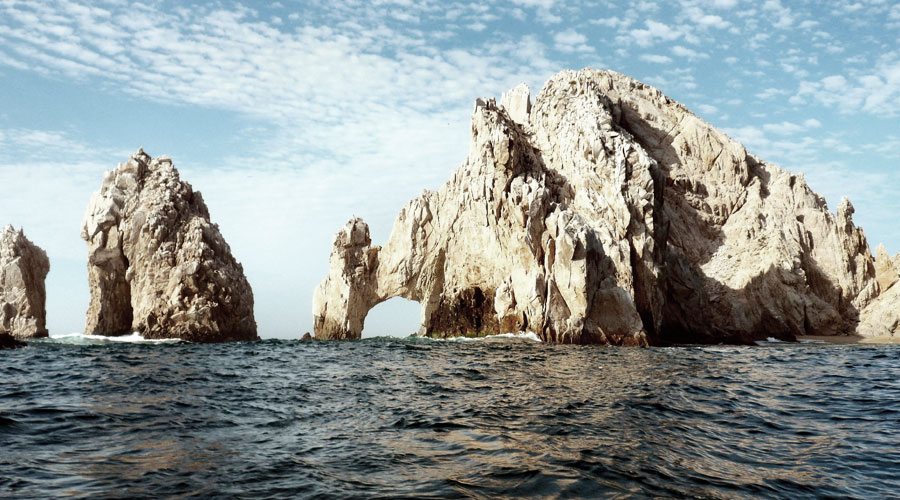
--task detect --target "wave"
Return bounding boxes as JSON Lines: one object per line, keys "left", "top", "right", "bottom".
{"left": 436, "top": 331, "right": 542, "bottom": 342}
{"left": 45, "top": 332, "right": 183, "bottom": 344}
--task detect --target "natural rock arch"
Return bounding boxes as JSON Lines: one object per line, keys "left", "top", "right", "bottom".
{"left": 312, "top": 69, "right": 892, "bottom": 345}
{"left": 313, "top": 79, "right": 665, "bottom": 345}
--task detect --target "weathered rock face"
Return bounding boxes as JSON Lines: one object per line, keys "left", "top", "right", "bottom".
{"left": 312, "top": 69, "right": 884, "bottom": 345}
{"left": 314, "top": 75, "right": 666, "bottom": 345}
{"left": 874, "top": 243, "right": 898, "bottom": 293}
{"left": 82, "top": 149, "right": 257, "bottom": 342}
{"left": 858, "top": 244, "right": 900, "bottom": 338}
{"left": 0, "top": 226, "right": 49, "bottom": 339}
{"left": 858, "top": 284, "right": 900, "bottom": 338}
{"left": 592, "top": 72, "right": 878, "bottom": 343}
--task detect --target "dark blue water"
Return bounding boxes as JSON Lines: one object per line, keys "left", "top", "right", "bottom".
{"left": 2, "top": 336, "right": 899, "bottom": 499}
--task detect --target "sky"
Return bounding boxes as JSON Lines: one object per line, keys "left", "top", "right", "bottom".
{"left": 1, "top": 0, "right": 899, "bottom": 339}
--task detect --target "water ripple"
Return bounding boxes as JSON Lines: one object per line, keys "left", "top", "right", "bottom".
{"left": 1, "top": 339, "right": 898, "bottom": 498}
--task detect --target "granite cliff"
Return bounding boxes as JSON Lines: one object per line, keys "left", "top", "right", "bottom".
{"left": 82, "top": 149, "right": 257, "bottom": 342}
{"left": 313, "top": 69, "right": 895, "bottom": 344}
{"left": 0, "top": 226, "right": 49, "bottom": 339}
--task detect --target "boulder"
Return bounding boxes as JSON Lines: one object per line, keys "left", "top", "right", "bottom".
{"left": 0, "top": 226, "right": 49, "bottom": 339}
{"left": 81, "top": 149, "right": 257, "bottom": 342}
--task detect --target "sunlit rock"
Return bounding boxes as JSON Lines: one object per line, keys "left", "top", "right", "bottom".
{"left": 312, "top": 69, "right": 885, "bottom": 345}
{"left": 0, "top": 226, "right": 49, "bottom": 339}
{"left": 82, "top": 149, "right": 257, "bottom": 342}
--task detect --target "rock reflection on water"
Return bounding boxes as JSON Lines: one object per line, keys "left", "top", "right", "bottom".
{"left": 2, "top": 339, "right": 899, "bottom": 498}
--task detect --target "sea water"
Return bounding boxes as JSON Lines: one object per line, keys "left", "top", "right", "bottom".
{"left": 2, "top": 335, "right": 899, "bottom": 498}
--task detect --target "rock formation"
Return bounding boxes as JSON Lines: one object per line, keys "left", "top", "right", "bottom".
{"left": 81, "top": 149, "right": 257, "bottom": 342}
{"left": 312, "top": 69, "right": 887, "bottom": 345}
{"left": 0, "top": 332, "right": 26, "bottom": 349}
{"left": 0, "top": 226, "right": 49, "bottom": 339}
{"left": 874, "top": 243, "right": 898, "bottom": 292}
{"left": 857, "top": 244, "right": 900, "bottom": 338}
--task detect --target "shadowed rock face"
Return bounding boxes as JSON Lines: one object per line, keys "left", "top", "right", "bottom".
{"left": 0, "top": 226, "right": 49, "bottom": 339}
{"left": 82, "top": 150, "right": 257, "bottom": 342}
{"left": 312, "top": 69, "right": 885, "bottom": 345}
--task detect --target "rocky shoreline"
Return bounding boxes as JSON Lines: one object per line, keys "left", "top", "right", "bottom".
{"left": 3, "top": 69, "right": 899, "bottom": 346}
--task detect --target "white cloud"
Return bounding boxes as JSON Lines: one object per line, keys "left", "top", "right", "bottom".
{"left": 794, "top": 59, "right": 900, "bottom": 116}
{"left": 640, "top": 54, "right": 673, "bottom": 64}
{"left": 682, "top": 6, "right": 731, "bottom": 29}
{"left": 671, "top": 45, "right": 708, "bottom": 60}
{"left": 762, "top": 0, "right": 795, "bottom": 29}
{"left": 712, "top": 0, "right": 739, "bottom": 8}
{"left": 756, "top": 87, "right": 786, "bottom": 99}
{"left": 763, "top": 121, "right": 806, "bottom": 135}
{"left": 553, "top": 28, "right": 592, "bottom": 53}
{"left": 696, "top": 103, "right": 718, "bottom": 115}
{"left": 630, "top": 20, "right": 683, "bottom": 47}
{"left": 510, "top": 0, "right": 555, "bottom": 8}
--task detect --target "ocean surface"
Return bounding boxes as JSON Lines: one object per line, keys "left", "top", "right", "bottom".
{"left": 2, "top": 334, "right": 899, "bottom": 499}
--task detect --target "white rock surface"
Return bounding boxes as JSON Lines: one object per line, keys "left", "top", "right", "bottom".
{"left": 500, "top": 83, "right": 531, "bottom": 125}
{"left": 874, "top": 243, "right": 898, "bottom": 293}
{"left": 0, "top": 226, "right": 49, "bottom": 339}
{"left": 82, "top": 149, "right": 257, "bottom": 342}
{"left": 314, "top": 76, "right": 666, "bottom": 344}
{"left": 313, "top": 69, "right": 886, "bottom": 344}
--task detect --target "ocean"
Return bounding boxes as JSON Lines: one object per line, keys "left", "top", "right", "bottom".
{"left": 2, "top": 334, "right": 899, "bottom": 499}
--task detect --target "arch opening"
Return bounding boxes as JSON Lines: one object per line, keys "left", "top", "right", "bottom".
{"left": 361, "top": 297, "right": 421, "bottom": 339}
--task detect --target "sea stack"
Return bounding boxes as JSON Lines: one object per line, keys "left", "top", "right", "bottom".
{"left": 0, "top": 226, "right": 49, "bottom": 339}
{"left": 81, "top": 149, "right": 257, "bottom": 342}
{"left": 313, "top": 69, "right": 895, "bottom": 344}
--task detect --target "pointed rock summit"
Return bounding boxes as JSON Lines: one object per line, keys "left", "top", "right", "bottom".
{"left": 313, "top": 69, "right": 896, "bottom": 344}
{"left": 81, "top": 150, "right": 257, "bottom": 342}
{"left": 0, "top": 226, "right": 49, "bottom": 339}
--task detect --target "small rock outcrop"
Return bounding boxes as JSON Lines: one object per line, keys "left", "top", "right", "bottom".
{"left": 312, "top": 69, "right": 887, "bottom": 345}
{"left": 0, "top": 332, "right": 26, "bottom": 349}
{"left": 81, "top": 149, "right": 257, "bottom": 342}
{"left": 0, "top": 226, "right": 49, "bottom": 339}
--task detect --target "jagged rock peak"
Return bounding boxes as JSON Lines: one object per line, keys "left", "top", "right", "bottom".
{"left": 501, "top": 83, "right": 531, "bottom": 125}
{"left": 0, "top": 226, "right": 49, "bottom": 339}
{"left": 312, "top": 68, "right": 886, "bottom": 345}
{"left": 81, "top": 150, "right": 257, "bottom": 342}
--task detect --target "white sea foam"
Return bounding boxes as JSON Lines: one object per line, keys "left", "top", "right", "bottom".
{"left": 47, "top": 332, "right": 182, "bottom": 344}
{"left": 440, "top": 331, "right": 542, "bottom": 342}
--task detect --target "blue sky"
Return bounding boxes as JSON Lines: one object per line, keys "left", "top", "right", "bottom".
{"left": 1, "top": 0, "right": 899, "bottom": 338}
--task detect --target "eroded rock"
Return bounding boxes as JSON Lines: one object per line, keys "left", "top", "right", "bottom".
{"left": 82, "top": 149, "right": 257, "bottom": 342}
{"left": 314, "top": 79, "right": 666, "bottom": 345}
{"left": 312, "top": 69, "right": 885, "bottom": 345}
{"left": 0, "top": 226, "right": 49, "bottom": 339}
{"left": 874, "top": 243, "right": 898, "bottom": 292}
